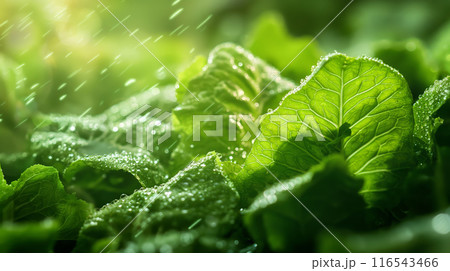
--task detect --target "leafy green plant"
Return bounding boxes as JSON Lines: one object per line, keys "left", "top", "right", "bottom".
{"left": 75, "top": 153, "right": 241, "bottom": 252}
{"left": 0, "top": 165, "right": 92, "bottom": 240}
{"left": 236, "top": 53, "right": 414, "bottom": 208}
{"left": 172, "top": 43, "right": 296, "bottom": 168}
{"left": 1, "top": 4, "right": 450, "bottom": 253}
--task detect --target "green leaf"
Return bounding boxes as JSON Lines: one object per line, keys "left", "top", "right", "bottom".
{"left": 374, "top": 39, "right": 438, "bottom": 100}
{"left": 63, "top": 151, "right": 168, "bottom": 207}
{"left": 246, "top": 12, "right": 322, "bottom": 83}
{"left": 7, "top": 166, "right": 65, "bottom": 221}
{"left": 30, "top": 130, "right": 167, "bottom": 187}
{"left": 64, "top": 151, "right": 167, "bottom": 187}
{"left": 106, "top": 116, "right": 178, "bottom": 168}
{"left": 173, "top": 43, "right": 296, "bottom": 167}
{"left": 0, "top": 165, "right": 92, "bottom": 239}
{"left": 243, "top": 155, "right": 366, "bottom": 252}
{"left": 30, "top": 131, "right": 91, "bottom": 171}
{"left": 75, "top": 152, "right": 240, "bottom": 252}
{"left": 413, "top": 76, "right": 450, "bottom": 164}
{"left": 34, "top": 85, "right": 179, "bottom": 167}
{"left": 319, "top": 207, "right": 450, "bottom": 253}
{"left": 0, "top": 220, "right": 58, "bottom": 253}
{"left": 30, "top": 90, "right": 174, "bottom": 207}
{"left": 238, "top": 53, "right": 414, "bottom": 208}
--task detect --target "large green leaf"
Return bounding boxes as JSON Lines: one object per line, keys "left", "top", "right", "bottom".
{"left": 238, "top": 53, "right": 414, "bottom": 208}
{"left": 243, "top": 155, "right": 366, "bottom": 252}
{"left": 0, "top": 165, "right": 92, "bottom": 239}
{"left": 75, "top": 152, "right": 240, "bottom": 252}
{"left": 172, "top": 43, "right": 296, "bottom": 168}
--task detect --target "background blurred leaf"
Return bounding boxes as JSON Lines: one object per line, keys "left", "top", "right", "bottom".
{"left": 245, "top": 12, "right": 322, "bottom": 83}
{"left": 432, "top": 21, "right": 450, "bottom": 77}
{"left": 374, "top": 39, "right": 438, "bottom": 100}
{"left": 319, "top": 208, "right": 450, "bottom": 253}
{"left": 0, "top": 219, "right": 58, "bottom": 253}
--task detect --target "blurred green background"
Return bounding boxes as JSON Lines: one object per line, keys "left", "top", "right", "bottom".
{"left": 1, "top": 0, "right": 449, "bottom": 153}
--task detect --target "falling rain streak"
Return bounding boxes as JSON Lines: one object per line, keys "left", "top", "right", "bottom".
{"left": 196, "top": 15, "right": 212, "bottom": 29}
{"left": 125, "top": 78, "right": 136, "bottom": 87}
{"left": 169, "top": 8, "right": 184, "bottom": 20}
